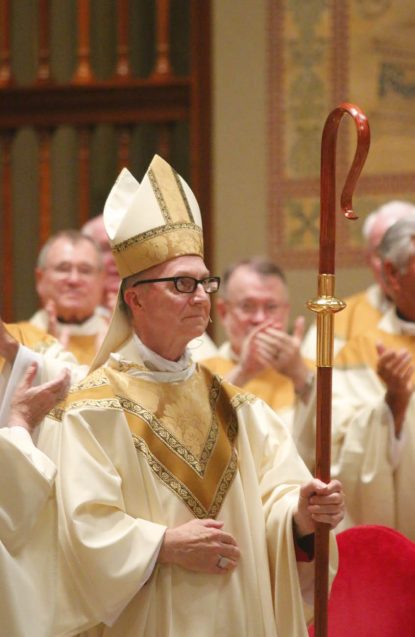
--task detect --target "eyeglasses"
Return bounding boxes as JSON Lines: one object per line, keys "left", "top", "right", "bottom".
{"left": 227, "top": 300, "right": 289, "bottom": 317}
{"left": 132, "top": 275, "right": 221, "bottom": 294}
{"left": 46, "top": 263, "right": 99, "bottom": 278}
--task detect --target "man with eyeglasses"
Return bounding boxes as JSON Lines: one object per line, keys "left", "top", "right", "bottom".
{"left": 202, "top": 257, "right": 314, "bottom": 436}
{"left": 82, "top": 213, "right": 219, "bottom": 361}
{"left": 40, "top": 156, "right": 343, "bottom": 637}
{"left": 29, "top": 229, "right": 108, "bottom": 365}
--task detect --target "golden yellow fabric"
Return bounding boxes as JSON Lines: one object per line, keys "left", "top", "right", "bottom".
{"left": 149, "top": 159, "right": 196, "bottom": 225}
{"left": 109, "top": 364, "right": 239, "bottom": 518}
{"left": 5, "top": 321, "right": 55, "bottom": 349}
{"left": 65, "top": 334, "right": 102, "bottom": 367}
{"left": 0, "top": 322, "right": 57, "bottom": 373}
{"left": 53, "top": 364, "right": 239, "bottom": 519}
{"left": 334, "top": 326, "right": 415, "bottom": 375}
{"left": 114, "top": 224, "right": 203, "bottom": 279}
{"left": 332, "top": 290, "right": 383, "bottom": 341}
{"left": 202, "top": 357, "right": 295, "bottom": 413}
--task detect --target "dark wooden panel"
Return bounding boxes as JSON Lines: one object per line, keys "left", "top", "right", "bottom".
{"left": 0, "top": 1, "right": 211, "bottom": 321}
{"left": 0, "top": 81, "right": 190, "bottom": 129}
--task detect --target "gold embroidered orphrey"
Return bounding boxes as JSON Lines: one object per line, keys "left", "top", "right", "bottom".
{"left": 51, "top": 366, "right": 244, "bottom": 518}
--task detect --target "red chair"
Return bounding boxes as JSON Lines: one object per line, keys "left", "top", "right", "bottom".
{"left": 308, "top": 525, "right": 415, "bottom": 637}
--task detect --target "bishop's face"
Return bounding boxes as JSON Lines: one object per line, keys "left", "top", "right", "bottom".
{"left": 124, "top": 255, "right": 212, "bottom": 361}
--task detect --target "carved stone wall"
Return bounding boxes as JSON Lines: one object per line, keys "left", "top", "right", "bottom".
{"left": 268, "top": 0, "right": 415, "bottom": 270}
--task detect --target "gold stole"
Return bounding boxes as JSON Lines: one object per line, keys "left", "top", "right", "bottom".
{"left": 60, "top": 365, "right": 241, "bottom": 518}
{"left": 0, "top": 322, "right": 57, "bottom": 373}
{"left": 202, "top": 357, "right": 295, "bottom": 412}
{"left": 334, "top": 327, "right": 415, "bottom": 380}
{"left": 333, "top": 290, "right": 382, "bottom": 340}
{"left": 110, "top": 365, "right": 239, "bottom": 518}
{"left": 66, "top": 334, "right": 99, "bottom": 366}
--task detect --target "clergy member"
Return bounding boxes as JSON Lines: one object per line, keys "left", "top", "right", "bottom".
{"left": 202, "top": 256, "right": 314, "bottom": 432}
{"left": 331, "top": 216, "right": 415, "bottom": 540}
{"left": 31, "top": 229, "right": 108, "bottom": 365}
{"left": 41, "top": 155, "right": 344, "bottom": 637}
{"left": 302, "top": 200, "right": 415, "bottom": 360}
{"left": 0, "top": 319, "right": 85, "bottom": 426}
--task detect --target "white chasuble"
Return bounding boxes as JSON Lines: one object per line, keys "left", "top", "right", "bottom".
{"left": 42, "top": 341, "right": 337, "bottom": 637}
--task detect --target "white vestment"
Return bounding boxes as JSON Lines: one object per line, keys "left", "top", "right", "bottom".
{"left": 0, "top": 343, "right": 85, "bottom": 427}
{"left": 0, "top": 427, "right": 56, "bottom": 637}
{"left": 188, "top": 331, "right": 218, "bottom": 361}
{"left": 330, "top": 308, "right": 415, "bottom": 539}
{"left": 0, "top": 331, "right": 87, "bottom": 636}
{"left": 40, "top": 335, "right": 338, "bottom": 637}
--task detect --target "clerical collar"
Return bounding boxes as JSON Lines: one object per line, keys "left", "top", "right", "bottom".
{"left": 57, "top": 314, "right": 94, "bottom": 325}
{"left": 394, "top": 310, "right": 415, "bottom": 336}
{"left": 132, "top": 333, "right": 193, "bottom": 373}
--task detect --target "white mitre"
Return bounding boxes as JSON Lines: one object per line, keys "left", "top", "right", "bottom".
{"left": 105, "top": 155, "right": 203, "bottom": 277}
{"left": 90, "top": 154, "right": 204, "bottom": 370}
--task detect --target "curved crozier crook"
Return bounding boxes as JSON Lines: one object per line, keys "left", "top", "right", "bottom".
{"left": 339, "top": 103, "right": 371, "bottom": 219}
{"left": 320, "top": 102, "right": 371, "bottom": 274}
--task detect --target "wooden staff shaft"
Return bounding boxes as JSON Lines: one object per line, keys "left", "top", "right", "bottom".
{"left": 314, "top": 366, "right": 332, "bottom": 637}
{"left": 309, "top": 275, "right": 341, "bottom": 637}
{"left": 307, "top": 102, "right": 370, "bottom": 637}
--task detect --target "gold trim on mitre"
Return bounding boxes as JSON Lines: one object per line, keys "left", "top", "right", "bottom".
{"left": 104, "top": 155, "right": 204, "bottom": 279}
{"left": 89, "top": 156, "right": 205, "bottom": 373}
